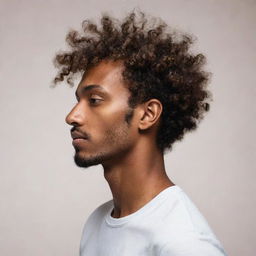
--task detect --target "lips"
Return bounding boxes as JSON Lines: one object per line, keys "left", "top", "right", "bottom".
{"left": 72, "top": 138, "right": 88, "bottom": 147}
{"left": 70, "top": 130, "right": 89, "bottom": 147}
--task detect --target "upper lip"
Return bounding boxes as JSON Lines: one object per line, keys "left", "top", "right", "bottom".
{"left": 71, "top": 131, "right": 88, "bottom": 140}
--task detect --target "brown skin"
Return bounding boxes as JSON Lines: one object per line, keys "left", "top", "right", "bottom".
{"left": 66, "top": 60, "right": 174, "bottom": 218}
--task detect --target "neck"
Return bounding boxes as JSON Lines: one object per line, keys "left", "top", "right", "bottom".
{"left": 102, "top": 142, "right": 174, "bottom": 218}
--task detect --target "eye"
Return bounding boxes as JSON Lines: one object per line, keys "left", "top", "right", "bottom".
{"left": 89, "top": 97, "right": 102, "bottom": 105}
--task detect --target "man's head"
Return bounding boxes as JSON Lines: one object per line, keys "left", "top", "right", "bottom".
{"left": 53, "top": 11, "right": 211, "bottom": 163}
{"left": 65, "top": 59, "right": 163, "bottom": 168}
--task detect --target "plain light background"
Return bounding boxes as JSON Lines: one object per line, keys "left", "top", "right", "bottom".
{"left": 1, "top": 0, "right": 255, "bottom": 255}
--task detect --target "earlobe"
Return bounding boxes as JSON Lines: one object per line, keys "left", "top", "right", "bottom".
{"left": 138, "top": 99, "right": 162, "bottom": 131}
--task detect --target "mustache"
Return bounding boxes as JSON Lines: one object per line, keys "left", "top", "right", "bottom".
{"left": 70, "top": 127, "right": 90, "bottom": 139}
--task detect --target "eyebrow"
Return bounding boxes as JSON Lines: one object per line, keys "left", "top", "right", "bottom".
{"left": 75, "top": 84, "right": 107, "bottom": 99}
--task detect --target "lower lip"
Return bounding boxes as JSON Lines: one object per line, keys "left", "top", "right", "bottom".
{"left": 72, "top": 138, "right": 88, "bottom": 146}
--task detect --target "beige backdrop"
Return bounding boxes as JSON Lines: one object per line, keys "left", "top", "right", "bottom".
{"left": 1, "top": 0, "right": 255, "bottom": 255}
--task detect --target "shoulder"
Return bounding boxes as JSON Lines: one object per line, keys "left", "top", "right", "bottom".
{"left": 89, "top": 199, "right": 113, "bottom": 219}
{"left": 82, "top": 199, "right": 113, "bottom": 229}
{"left": 162, "top": 186, "right": 218, "bottom": 236}
{"left": 159, "top": 231, "right": 227, "bottom": 256}
{"left": 157, "top": 186, "right": 227, "bottom": 255}
{"left": 79, "top": 199, "right": 113, "bottom": 251}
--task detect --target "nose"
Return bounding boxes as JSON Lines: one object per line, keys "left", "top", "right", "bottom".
{"left": 65, "top": 104, "right": 84, "bottom": 126}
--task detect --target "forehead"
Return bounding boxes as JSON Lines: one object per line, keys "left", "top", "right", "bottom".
{"left": 76, "top": 60, "right": 129, "bottom": 95}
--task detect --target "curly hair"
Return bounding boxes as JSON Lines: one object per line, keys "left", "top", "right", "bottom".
{"left": 53, "top": 10, "right": 212, "bottom": 154}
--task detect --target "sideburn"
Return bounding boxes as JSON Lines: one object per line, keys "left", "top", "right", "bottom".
{"left": 124, "top": 107, "right": 134, "bottom": 126}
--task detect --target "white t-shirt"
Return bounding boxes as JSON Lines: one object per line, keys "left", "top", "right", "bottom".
{"left": 80, "top": 185, "right": 227, "bottom": 256}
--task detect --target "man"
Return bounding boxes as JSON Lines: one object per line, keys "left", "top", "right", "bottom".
{"left": 53, "top": 11, "right": 227, "bottom": 256}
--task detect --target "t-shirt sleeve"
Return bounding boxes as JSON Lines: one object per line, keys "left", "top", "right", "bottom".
{"left": 159, "top": 233, "right": 227, "bottom": 256}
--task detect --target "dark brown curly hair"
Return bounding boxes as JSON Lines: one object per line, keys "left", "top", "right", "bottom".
{"left": 53, "top": 10, "right": 212, "bottom": 154}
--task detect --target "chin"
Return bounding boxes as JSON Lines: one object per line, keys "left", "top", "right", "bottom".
{"left": 74, "top": 155, "right": 96, "bottom": 168}
{"left": 73, "top": 150, "right": 105, "bottom": 168}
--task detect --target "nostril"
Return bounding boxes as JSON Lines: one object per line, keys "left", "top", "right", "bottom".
{"left": 70, "top": 122, "right": 78, "bottom": 127}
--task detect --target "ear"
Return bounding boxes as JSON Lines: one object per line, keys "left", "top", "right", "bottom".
{"left": 138, "top": 99, "right": 163, "bottom": 131}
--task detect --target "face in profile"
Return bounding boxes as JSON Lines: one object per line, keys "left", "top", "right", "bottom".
{"left": 65, "top": 60, "right": 137, "bottom": 168}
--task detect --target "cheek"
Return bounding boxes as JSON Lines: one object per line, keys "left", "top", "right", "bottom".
{"left": 95, "top": 103, "right": 130, "bottom": 128}
{"left": 89, "top": 95, "right": 133, "bottom": 140}
{"left": 95, "top": 111, "right": 131, "bottom": 143}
